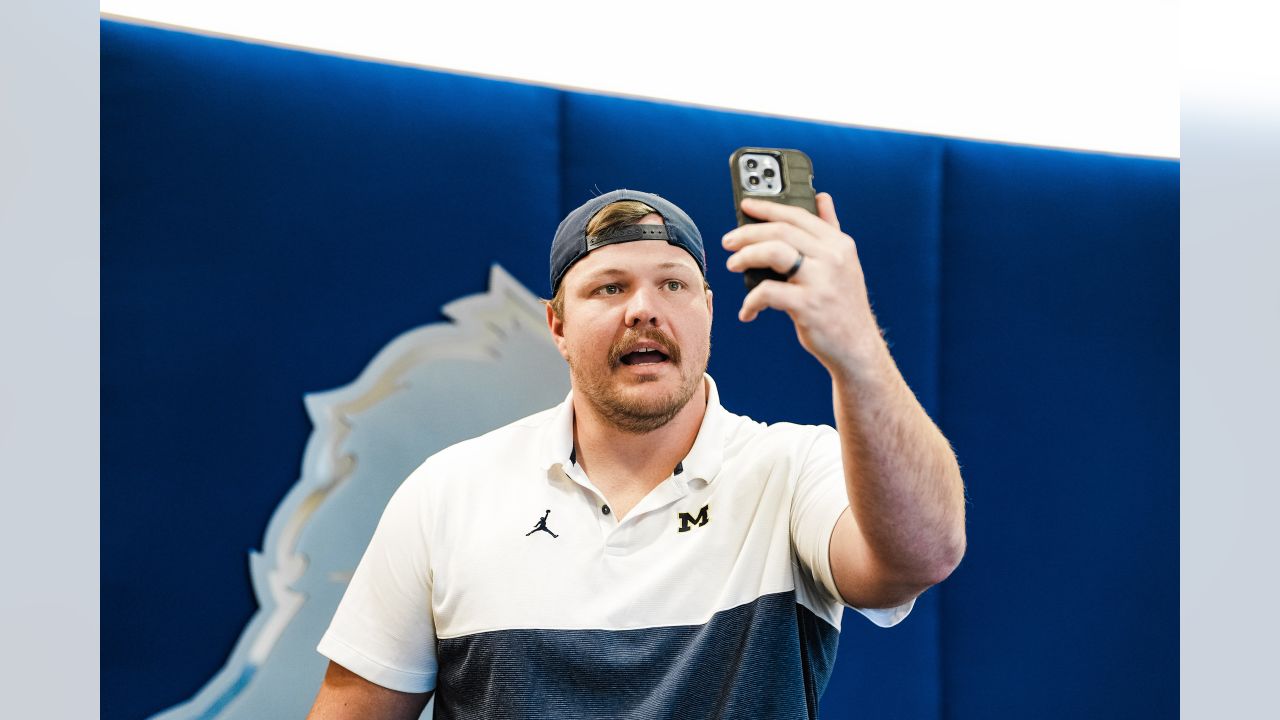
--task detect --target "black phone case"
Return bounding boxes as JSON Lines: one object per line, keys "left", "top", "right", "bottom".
{"left": 729, "top": 147, "right": 817, "bottom": 291}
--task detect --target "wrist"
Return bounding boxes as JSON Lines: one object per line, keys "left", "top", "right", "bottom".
{"left": 824, "top": 320, "right": 892, "bottom": 383}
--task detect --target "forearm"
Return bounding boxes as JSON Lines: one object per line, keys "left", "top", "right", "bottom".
{"left": 829, "top": 333, "right": 967, "bottom": 585}
{"left": 307, "top": 661, "right": 432, "bottom": 720}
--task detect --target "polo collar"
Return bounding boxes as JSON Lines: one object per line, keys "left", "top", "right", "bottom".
{"left": 677, "top": 375, "right": 726, "bottom": 484}
{"left": 540, "top": 374, "right": 727, "bottom": 484}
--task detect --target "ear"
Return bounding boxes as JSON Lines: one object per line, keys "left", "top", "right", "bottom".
{"left": 704, "top": 287, "right": 714, "bottom": 319}
{"left": 546, "top": 301, "right": 570, "bottom": 360}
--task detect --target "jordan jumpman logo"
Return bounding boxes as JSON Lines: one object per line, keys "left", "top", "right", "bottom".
{"left": 525, "top": 509, "right": 559, "bottom": 538}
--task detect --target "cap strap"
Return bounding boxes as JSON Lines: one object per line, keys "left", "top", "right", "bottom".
{"left": 586, "top": 224, "right": 674, "bottom": 251}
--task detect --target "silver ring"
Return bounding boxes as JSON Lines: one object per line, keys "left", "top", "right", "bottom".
{"left": 783, "top": 251, "right": 805, "bottom": 280}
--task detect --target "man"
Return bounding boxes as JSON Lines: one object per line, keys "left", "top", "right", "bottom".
{"left": 308, "top": 189, "right": 966, "bottom": 719}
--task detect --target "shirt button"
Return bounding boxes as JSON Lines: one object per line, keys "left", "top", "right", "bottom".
{"left": 601, "top": 504, "right": 611, "bottom": 515}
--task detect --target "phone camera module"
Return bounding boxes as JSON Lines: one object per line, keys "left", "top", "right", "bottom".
{"left": 738, "top": 153, "right": 782, "bottom": 196}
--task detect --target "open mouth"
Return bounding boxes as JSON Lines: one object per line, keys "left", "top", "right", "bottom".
{"left": 620, "top": 348, "right": 670, "bottom": 365}
{"left": 610, "top": 329, "right": 681, "bottom": 369}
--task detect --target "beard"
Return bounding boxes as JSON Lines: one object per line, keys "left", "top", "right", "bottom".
{"left": 567, "top": 326, "right": 708, "bottom": 434}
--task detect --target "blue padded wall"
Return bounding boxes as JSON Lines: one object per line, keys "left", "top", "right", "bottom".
{"left": 938, "top": 141, "right": 1179, "bottom": 718}
{"left": 102, "top": 18, "right": 1178, "bottom": 720}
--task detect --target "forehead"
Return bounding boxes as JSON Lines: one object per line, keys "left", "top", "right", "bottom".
{"left": 563, "top": 241, "right": 702, "bottom": 286}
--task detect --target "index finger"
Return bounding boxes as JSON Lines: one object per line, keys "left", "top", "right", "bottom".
{"left": 740, "top": 197, "right": 837, "bottom": 239}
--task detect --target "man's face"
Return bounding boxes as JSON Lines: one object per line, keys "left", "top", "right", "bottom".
{"left": 548, "top": 215, "right": 712, "bottom": 434}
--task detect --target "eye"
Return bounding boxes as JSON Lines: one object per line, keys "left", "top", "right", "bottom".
{"left": 665, "top": 280, "right": 685, "bottom": 291}
{"left": 596, "top": 283, "right": 622, "bottom": 296}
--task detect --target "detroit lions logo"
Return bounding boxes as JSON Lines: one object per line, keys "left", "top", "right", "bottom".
{"left": 149, "top": 266, "right": 569, "bottom": 720}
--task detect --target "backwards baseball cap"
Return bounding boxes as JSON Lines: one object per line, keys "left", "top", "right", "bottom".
{"left": 549, "top": 189, "right": 706, "bottom": 294}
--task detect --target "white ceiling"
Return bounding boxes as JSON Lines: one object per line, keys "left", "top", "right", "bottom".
{"left": 101, "top": 0, "right": 1180, "bottom": 158}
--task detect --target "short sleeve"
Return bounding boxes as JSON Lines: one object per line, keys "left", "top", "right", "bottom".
{"left": 790, "top": 425, "right": 915, "bottom": 628}
{"left": 316, "top": 472, "right": 438, "bottom": 693}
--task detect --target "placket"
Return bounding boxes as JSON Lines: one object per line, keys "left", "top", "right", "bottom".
{"left": 558, "top": 463, "right": 693, "bottom": 555}
{"left": 601, "top": 474, "right": 690, "bottom": 556}
{"left": 558, "top": 462, "right": 620, "bottom": 540}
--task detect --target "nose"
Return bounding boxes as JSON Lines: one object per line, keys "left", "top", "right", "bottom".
{"left": 624, "top": 285, "right": 662, "bottom": 328}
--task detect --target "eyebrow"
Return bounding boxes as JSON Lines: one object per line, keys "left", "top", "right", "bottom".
{"left": 583, "top": 262, "right": 697, "bottom": 280}
{"left": 655, "top": 262, "right": 694, "bottom": 272}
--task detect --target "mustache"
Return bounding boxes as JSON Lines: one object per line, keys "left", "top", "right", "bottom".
{"left": 608, "top": 327, "right": 682, "bottom": 368}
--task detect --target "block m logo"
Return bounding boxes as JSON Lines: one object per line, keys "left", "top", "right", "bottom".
{"left": 677, "top": 504, "right": 710, "bottom": 533}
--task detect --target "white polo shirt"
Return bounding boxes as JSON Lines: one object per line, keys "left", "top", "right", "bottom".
{"left": 318, "top": 375, "right": 913, "bottom": 718}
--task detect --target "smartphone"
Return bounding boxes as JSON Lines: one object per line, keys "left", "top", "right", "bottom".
{"left": 729, "top": 147, "right": 817, "bottom": 291}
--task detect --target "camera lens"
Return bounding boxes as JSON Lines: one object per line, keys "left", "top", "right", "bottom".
{"left": 746, "top": 159, "right": 758, "bottom": 169}
{"left": 748, "top": 175, "right": 760, "bottom": 186}
{"left": 763, "top": 168, "right": 775, "bottom": 178}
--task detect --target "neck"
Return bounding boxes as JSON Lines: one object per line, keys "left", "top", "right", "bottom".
{"left": 571, "top": 378, "right": 708, "bottom": 497}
